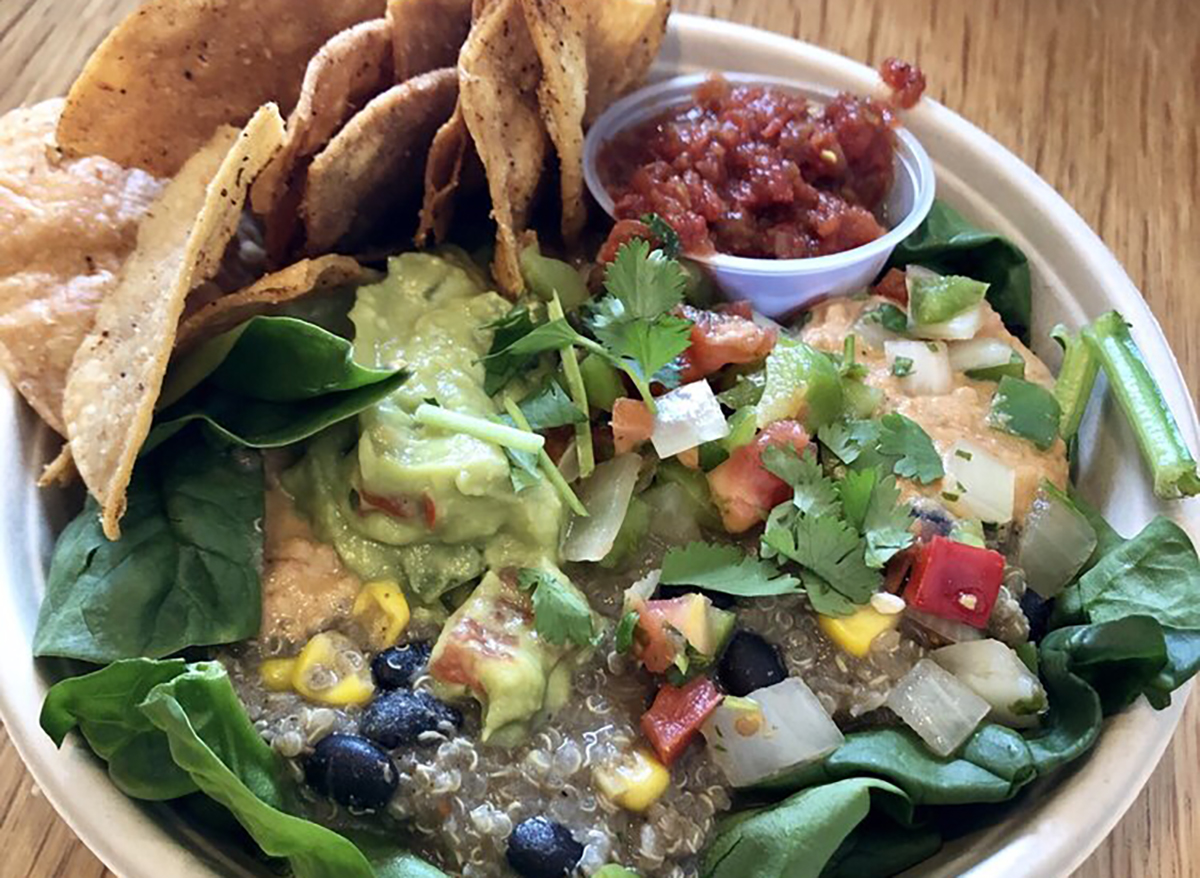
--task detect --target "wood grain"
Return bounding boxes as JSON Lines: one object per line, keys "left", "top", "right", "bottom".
{"left": 1, "top": 0, "right": 1197, "bottom": 876}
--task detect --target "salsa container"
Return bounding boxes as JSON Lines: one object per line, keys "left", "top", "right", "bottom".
{"left": 0, "top": 13, "right": 1197, "bottom": 878}
{"left": 583, "top": 72, "right": 936, "bottom": 317}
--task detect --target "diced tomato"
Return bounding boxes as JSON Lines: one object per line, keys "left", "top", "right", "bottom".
{"left": 675, "top": 304, "right": 777, "bottom": 382}
{"left": 359, "top": 489, "right": 436, "bottom": 529}
{"left": 598, "top": 218, "right": 654, "bottom": 264}
{"left": 641, "top": 676, "right": 724, "bottom": 765}
{"left": 902, "top": 536, "right": 1005, "bottom": 628}
{"left": 872, "top": 267, "right": 908, "bottom": 304}
{"left": 611, "top": 397, "right": 654, "bottom": 454}
{"left": 633, "top": 599, "right": 689, "bottom": 674}
{"left": 675, "top": 446, "right": 700, "bottom": 469}
{"left": 706, "top": 420, "right": 809, "bottom": 533}
{"left": 883, "top": 546, "right": 916, "bottom": 594}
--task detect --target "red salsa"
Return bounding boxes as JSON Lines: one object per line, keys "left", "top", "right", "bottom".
{"left": 599, "top": 64, "right": 924, "bottom": 260}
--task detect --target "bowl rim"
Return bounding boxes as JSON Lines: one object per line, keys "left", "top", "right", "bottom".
{"left": 0, "top": 12, "right": 1196, "bottom": 878}
{"left": 581, "top": 70, "right": 937, "bottom": 273}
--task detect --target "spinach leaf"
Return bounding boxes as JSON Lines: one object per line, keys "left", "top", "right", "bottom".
{"left": 33, "top": 438, "right": 263, "bottom": 663}
{"left": 40, "top": 658, "right": 195, "bottom": 800}
{"left": 44, "top": 659, "right": 444, "bottom": 878}
{"left": 701, "top": 778, "right": 924, "bottom": 878}
{"left": 139, "top": 663, "right": 431, "bottom": 878}
{"left": 888, "top": 200, "right": 1032, "bottom": 342}
{"left": 1076, "top": 516, "right": 1200, "bottom": 629}
{"left": 150, "top": 316, "right": 407, "bottom": 451}
{"left": 821, "top": 814, "right": 943, "bottom": 878}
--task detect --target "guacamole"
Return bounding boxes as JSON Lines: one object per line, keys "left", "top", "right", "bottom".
{"left": 284, "top": 254, "right": 564, "bottom": 603}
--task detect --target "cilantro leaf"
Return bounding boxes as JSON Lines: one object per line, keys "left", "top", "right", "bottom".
{"left": 641, "top": 213, "right": 682, "bottom": 260}
{"left": 518, "top": 381, "right": 586, "bottom": 430}
{"left": 660, "top": 541, "right": 801, "bottom": 597}
{"left": 593, "top": 313, "right": 692, "bottom": 388}
{"left": 760, "top": 445, "right": 841, "bottom": 517}
{"left": 481, "top": 317, "right": 591, "bottom": 395}
{"left": 516, "top": 568, "right": 594, "bottom": 647}
{"left": 603, "top": 238, "right": 688, "bottom": 319}
{"left": 838, "top": 467, "right": 915, "bottom": 568}
{"left": 482, "top": 308, "right": 537, "bottom": 395}
{"left": 877, "top": 413, "right": 944, "bottom": 484}
{"left": 803, "top": 573, "right": 862, "bottom": 616}
{"left": 615, "top": 610, "right": 639, "bottom": 653}
{"left": 763, "top": 514, "right": 880, "bottom": 605}
{"left": 818, "top": 419, "right": 881, "bottom": 466}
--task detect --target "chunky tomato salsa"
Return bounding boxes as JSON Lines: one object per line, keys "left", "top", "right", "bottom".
{"left": 599, "top": 65, "right": 925, "bottom": 260}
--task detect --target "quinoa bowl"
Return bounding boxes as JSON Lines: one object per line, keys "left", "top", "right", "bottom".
{"left": 0, "top": 10, "right": 1198, "bottom": 878}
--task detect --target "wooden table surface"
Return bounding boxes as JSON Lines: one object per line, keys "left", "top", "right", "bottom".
{"left": 1, "top": 0, "right": 1197, "bottom": 875}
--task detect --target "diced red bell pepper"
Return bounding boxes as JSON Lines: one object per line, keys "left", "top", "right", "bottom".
{"left": 675, "top": 304, "right": 777, "bottom": 383}
{"left": 706, "top": 420, "right": 809, "bottom": 533}
{"left": 641, "top": 676, "right": 724, "bottom": 765}
{"left": 902, "top": 536, "right": 1005, "bottom": 629}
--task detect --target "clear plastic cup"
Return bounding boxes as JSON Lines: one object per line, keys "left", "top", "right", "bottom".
{"left": 583, "top": 72, "right": 936, "bottom": 317}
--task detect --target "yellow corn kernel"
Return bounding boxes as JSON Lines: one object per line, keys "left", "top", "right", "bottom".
{"left": 291, "top": 632, "right": 375, "bottom": 707}
{"left": 592, "top": 748, "right": 670, "bottom": 812}
{"left": 259, "top": 658, "right": 297, "bottom": 692}
{"left": 353, "top": 580, "right": 410, "bottom": 650}
{"left": 818, "top": 605, "right": 899, "bottom": 658}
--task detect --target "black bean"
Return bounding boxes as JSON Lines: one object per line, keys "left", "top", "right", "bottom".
{"left": 656, "top": 582, "right": 736, "bottom": 610}
{"left": 718, "top": 630, "right": 787, "bottom": 696}
{"left": 304, "top": 733, "right": 397, "bottom": 811}
{"left": 1019, "top": 588, "right": 1052, "bottom": 643}
{"left": 371, "top": 641, "right": 433, "bottom": 690}
{"left": 360, "top": 689, "right": 462, "bottom": 749}
{"left": 506, "top": 816, "right": 583, "bottom": 878}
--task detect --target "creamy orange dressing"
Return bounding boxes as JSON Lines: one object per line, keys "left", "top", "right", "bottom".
{"left": 260, "top": 475, "right": 361, "bottom": 644}
{"left": 800, "top": 295, "right": 1068, "bottom": 523}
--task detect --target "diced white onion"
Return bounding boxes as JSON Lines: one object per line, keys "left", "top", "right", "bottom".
{"left": 906, "top": 607, "right": 985, "bottom": 644}
{"left": 651, "top": 381, "right": 729, "bottom": 458}
{"left": 702, "top": 678, "right": 844, "bottom": 787}
{"left": 910, "top": 304, "right": 986, "bottom": 341}
{"left": 943, "top": 439, "right": 1015, "bottom": 524}
{"left": 622, "top": 569, "right": 661, "bottom": 611}
{"left": 562, "top": 453, "right": 642, "bottom": 562}
{"left": 1016, "top": 485, "right": 1098, "bottom": 598}
{"left": 932, "top": 640, "right": 1048, "bottom": 728}
{"left": 885, "top": 658, "right": 991, "bottom": 757}
{"left": 947, "top": 338, "right": 1016, "bottom": 373}
{"left": 885, "top": 339, "right": 953, "bottom": 396}
{"left": 556, "top": 438, "right": 580, "bottom": 484}
{"left": 643, "top": 482, "right": 704, "bottom": 545}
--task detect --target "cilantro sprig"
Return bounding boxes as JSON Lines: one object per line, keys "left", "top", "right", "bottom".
{"left": 481, "top": 239, "right": 693, "bottom": 411}
{"left": 819, "top": 413, "right": 944, "bottom": 485}
{"left": 757, "top": 445, "right": 914, "bottom": 616}
{"left": 517, "top": 568, "right": 595, "bottom": 647}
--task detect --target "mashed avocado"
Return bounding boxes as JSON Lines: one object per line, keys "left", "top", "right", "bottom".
{"left": 284, "top": 254, "right": 564, "bottom": 603}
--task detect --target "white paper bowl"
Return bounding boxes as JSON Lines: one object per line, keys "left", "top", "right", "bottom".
{"left": 1, "top": 13, "right": 1197, "bottom": 878}
{"left": 583, "top": 72, "right": 936, "bottom": 317}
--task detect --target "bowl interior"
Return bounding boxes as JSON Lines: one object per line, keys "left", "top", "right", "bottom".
{"left": 0, "top": 13, "right": 1197, "bottom": 878}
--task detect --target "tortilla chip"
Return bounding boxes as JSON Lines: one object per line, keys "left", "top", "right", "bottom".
{"left": 64, "top": 104, "right": 286, "bottom": 539}
{"left": 303, "top": 68, "right": 459, "bottom": 253}
{"left": 388, "top": 0, "right": 474, "bottom": 81}
{"left": 57, "top": 0, "right": 384, "bottom": 177}
{"left": 585, "top": 0, "right": 671, "bottom": 125}
{"left": 520, "top": 0, "right": 589, "bottom": 243}
{"left": 38, "top": 446, "right": 76, "bottom": 488}
{"left": 251, "top": 18, "right": 395, "bottom": 221}
{"left": 458, "top": 0, "right": 546, "bottom": 295}
{"left": 0, "top": 99, "right": 164, "bottom": 436}
{"left": 415, "top": 106, "right": 472, "bottom": 245}
{"left": 175, "top": 255, "right": 371, "bottom": 351}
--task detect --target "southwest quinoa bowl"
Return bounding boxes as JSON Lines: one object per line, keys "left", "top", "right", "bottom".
{"left": 0, "top": 9, "right": 1197, "bottom": 878}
